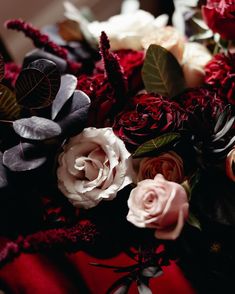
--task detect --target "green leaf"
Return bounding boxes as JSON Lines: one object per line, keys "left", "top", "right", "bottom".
{"left": 0, "top": 84, "right": 21, "bottom": 119}
{"left": 133, "top": 133, "right": 181, "bottom": 158}
{"left": 187, "top": 212, "right": 201, "bottom": 231}
{"left": 0, "top": 53, "right": 4, "bottom": 82}
{"left": 142, "top": 44, "right": 186, "bottom": 98}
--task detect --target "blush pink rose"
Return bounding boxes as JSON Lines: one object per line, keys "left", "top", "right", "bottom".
{"left": 226, "top": 148, "right": 235, "bottom": 181}
{"left": 127, "top": 174, "right": 189, "bottom": 240}
{"left": 136, "top": 151, "right": 184, "bottom": 183}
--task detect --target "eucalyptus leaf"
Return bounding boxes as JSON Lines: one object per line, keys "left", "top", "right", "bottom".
{"left": 141, "top": 266, "right": 163, "bottom": 278}
{"left": 3, "top": 143, "right": 47, "bottom": 172}
{"left": 0, "top": 84, "right": 21, "bottom": 120}
{"left": 113, "top": 284, "right": 130, "bottom": 294}
{"left": 0, "top": 152, "right": 8, "bottom": 188}
{"left": 137, "top": 282, "right": 152, "bottom": 294}
{"left": 142, "top": 44, "right": 186, "bottom": 98}
{"left": 13, "top": 116, "right": 61, "bottom": 140}
{"left": 187, "top": 212, "right": 202, "bottom": 231}
{"left": 23, "top": 49, "right": 67, "bottom": 74}
{"left": 57, "top": 90, "right": 90, "bottom": 136}
{"left": 0, "top": 54, "right": 4, "bottom": 82}
{"left": 51, "top": 74, "right": 77, "bottom": 120}
{"left": 133, "top": 133, "right": 181, "bottom": 158}
{"left": 15, "top": 59, "right": 60, "bottom": 109}
{"left": 106, "top": 274, "right": 132, "bottom": 294}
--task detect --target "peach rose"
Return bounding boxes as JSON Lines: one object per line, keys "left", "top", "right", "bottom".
{"left": 57, "top": 127, "right": 135, "bottom": 209}
{"left": 226, "top": 148, "right": 235, "bottom": 181}
{"left": 141, "top": 26, "right": 185, "bottom": 64}
{"left": 136, "top": 151, "right": 184, "bottom": 183}
{"left": 182, "top": 42, "right": 212, "bottom": 88}
{"left": 127, "top": 174, "right": 189, "bottom": 240}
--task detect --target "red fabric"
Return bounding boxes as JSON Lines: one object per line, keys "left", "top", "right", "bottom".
{"left": 0, "top": 251, "right": 197, "bottom": 294}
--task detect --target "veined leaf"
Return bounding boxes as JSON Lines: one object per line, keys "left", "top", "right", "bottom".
{"left": 15, "top": 59, "right": 60, "bottom": 109}
{"left": 13, "top": 116, "right": 61, "bottom": 140}
{"left": 0, "top": 84, "right": 21, "bottom": 119}
{"left": 142, "top": 44, "right": 186, "bottom": 98}
{"left": 133, "top": 133, "right": 181, "bottom": 157}
{"left": 0, "top": 54, "right": 4, "bottom": 82}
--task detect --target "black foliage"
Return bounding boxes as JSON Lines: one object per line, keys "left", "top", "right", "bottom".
{"left": 56, "top": 90, "right": 90, "bottom": 136}
{"left": 15, "top": 58, "right": 61, "bottom": 109}
{"left": 23, "top": 49, "right": 67, "bottom": 74}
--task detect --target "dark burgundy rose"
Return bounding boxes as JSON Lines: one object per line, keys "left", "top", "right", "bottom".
{"left": 116, "top": 49, "right": 144, "bottom": 93}
{"left": 113, "top": 93, "right": 186, "bottom": 151}
{"left": 77, "top": 73, "right": 115, "bottom": 127}
{"left": 204, "top": 52, "right": 235, "bottom": 105}
{"left": 174, "top": 87, "right": 225, "bottom": 113}
{"left": 202, "top": 0, "right": 235, "bottom": 40}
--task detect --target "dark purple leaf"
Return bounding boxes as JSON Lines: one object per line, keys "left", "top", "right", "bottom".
{"left": 0, "top": 152, "right": 8, "bottom": 188}
{"left": 0, "top": 53, "right": 4, "bottom": 82}
{"left": 23, "top": 49, "right": 67, "bottom": 74}
{"left": 13, "top": 116, "right": 61, "bottom": 140}
{"left": 51, "top": 74, "right": 77, "bottom": 120}
{"left": 141, "top": 266, "right": 163, "bottom": 278}
{"left": 3, "top": 143, "right": 47, "bottom": 172}
{"left": 106, "top": 274, "right": 132, "bottom": 294}
{"left": 137, "top": 282, "right": 152, "bottom": 294}
{"left": 57, "top": 90, "right": 90, "bottom": 136}
{"left": 15, "top": 59, "right": 60, "bottom": 109}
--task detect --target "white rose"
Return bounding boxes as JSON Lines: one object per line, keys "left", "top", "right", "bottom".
{"left": 57, "top": 127, "right": 135, "bottom": 209}
{"left": 87, "top": 10, "right": 168, "bottom": 50}
{"left": 182, "top": 42, "right": 212, "bottom": 88}
{"left": 141, "top": 26, "right": 185, "bottom": 64}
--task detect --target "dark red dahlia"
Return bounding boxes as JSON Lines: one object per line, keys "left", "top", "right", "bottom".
{"left": 113, "top": 93, "right": 186, "bottom": 151}
{"left": 204, "top": 52, "right": 235, "bottom": 105}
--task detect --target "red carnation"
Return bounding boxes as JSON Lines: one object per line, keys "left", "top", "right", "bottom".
{"left": 113, "top": 93, "right": 186, "bottom": 151}
{"left": 204, "top": 52, "right": 235, "bottom": 105}
{"left": 202, "top": 0, "right": 235, "bottom": 40}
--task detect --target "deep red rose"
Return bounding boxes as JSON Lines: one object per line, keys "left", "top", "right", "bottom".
{"left": 95, "top": 49, "right": 144, "bottom": 94}
{"left": 202, "top": 0, "right": 235, "bottom": 40}
{"left": 204, "top": 52, "right": 235, "bottom": 105}
{"left": 113, "top": 93, "right": 186, "bottom": 151}
{"left": 77, "top": 73, "right": 115, "bottom": 127}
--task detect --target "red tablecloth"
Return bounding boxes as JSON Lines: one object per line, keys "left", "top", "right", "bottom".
{"left": 0, "top": 251, "right": 197, "bottom": 294}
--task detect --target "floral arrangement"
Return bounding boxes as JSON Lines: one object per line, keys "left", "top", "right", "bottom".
{"left": 0, "top": 0, "right": 235, "bottom": 293}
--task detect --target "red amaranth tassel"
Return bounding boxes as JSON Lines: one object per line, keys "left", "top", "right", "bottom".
{"left": 5, "top": 19, "right": 81, "bottom": 74}
{"left": 99, "top": 31, "right": 128, "bottom": 106}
